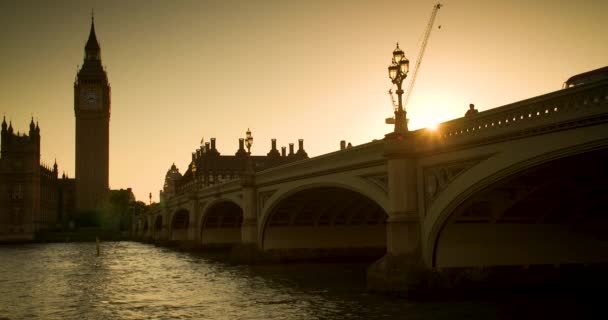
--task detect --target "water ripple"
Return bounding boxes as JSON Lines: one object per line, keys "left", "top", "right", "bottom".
{"left": 0, "top": 242, "right": 600, "bottom": 319}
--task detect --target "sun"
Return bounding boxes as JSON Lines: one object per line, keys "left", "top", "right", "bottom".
{"left": 410, "top": 118, "right": 440, "bottom": 132}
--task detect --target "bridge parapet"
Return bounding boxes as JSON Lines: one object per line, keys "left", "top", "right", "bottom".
{"left": 255, "top": 140, "right": 385, "bottom": 186}
{"left": 193, "top": 178, "right": 242, "bottom": 199}
{"left": 429, "top": 79, "right": 608, "bottom": 148}
{"left": 176, "top": 179, "right": 197, "bottom": 194}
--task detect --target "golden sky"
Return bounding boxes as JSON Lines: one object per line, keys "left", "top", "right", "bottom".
{"left": 0, "top": 0, "right": 606, "bottom": 202}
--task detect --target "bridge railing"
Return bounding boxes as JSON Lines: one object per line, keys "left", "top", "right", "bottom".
{"left": 175, "top": 180, "right": 195, "bottom": 194}
{"left": 169, "top": 177, "right": 243, "bottom": 207}
{"left": 254, "top": 140, "right": 386, "bottom": 187}
{"left": 431, "top": 79, "right": 608, "bottom": 145}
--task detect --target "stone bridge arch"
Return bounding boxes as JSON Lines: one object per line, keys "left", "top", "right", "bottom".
{"left": 199, "top": 199, "right": 243, "bottom": 247}
{"left": 260, "top": 175, "right": 389, "bottom": 223}
{"left": 422, "top": 125, "right": 608, "bottom": 269}
{"left": 259, "top": 182, "right": 389, "bottom": 259}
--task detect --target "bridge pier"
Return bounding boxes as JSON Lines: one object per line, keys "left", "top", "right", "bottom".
{"left": 367, "top": 138, "right": 431, "bottom": 296}
{"left": 155, "top": 210, "right": 171, "bottom": 245}
{"left": 180, "top": 199, "right": 199, "bottom": 249}
{"left": 367, "top": 220, "right": 430, "bottom": 296}
{"left": 231, "top": 171, "right": 263, "bottom": 262}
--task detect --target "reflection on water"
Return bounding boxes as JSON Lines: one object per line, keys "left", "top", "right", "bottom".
{"left": 0, "top": 242, "right": 600, "bottom": 319}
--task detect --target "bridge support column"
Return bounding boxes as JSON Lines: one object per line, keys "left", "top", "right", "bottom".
{"left": 145, "top": 215, "right": 152, "bottom": 241}
{"left": 367, "top": 138, "right": 430, "bottom": 296}
{"left": 231, "top": 170, "right": 261, "bottom": 262}
{"left": 184, "top": 197, "right": 199, "bottom": 249}
{"left": 159, "top": 210, "right": 170, "bottom": 244}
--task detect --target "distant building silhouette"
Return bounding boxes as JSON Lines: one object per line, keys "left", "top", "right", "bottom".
{"left": 160, "top": 137, "right": 308, "bottom": 202}
{"left": 74, "top": 17, "right": 111, "bottom": 211}
{"left": 0, "top": 17, "right": 119, "bottom": 241}
{"left": 0, "top": 118, "right": 75, "bottom": 241}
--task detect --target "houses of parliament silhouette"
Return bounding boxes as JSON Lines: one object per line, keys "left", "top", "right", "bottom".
{"left": 0, "top": 18, "right": 110, "bottom": 241}
{"left": 0, "top": 17, "right": 309, "bottom": 242}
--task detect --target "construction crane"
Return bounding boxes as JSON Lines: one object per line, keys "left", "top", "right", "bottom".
{"left": 386, "top": 2, "right": 443, "bottom": 125}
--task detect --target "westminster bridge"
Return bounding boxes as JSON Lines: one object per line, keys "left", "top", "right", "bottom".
{"left": 134, "top": 77, "right": 608, "bottom": 294}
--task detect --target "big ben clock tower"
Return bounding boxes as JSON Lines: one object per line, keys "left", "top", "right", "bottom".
{"left": 74, "top": 17, "right": 110, "bottom": 210}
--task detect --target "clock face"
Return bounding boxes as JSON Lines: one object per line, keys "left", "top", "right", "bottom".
{"left": 81, "top": 89, "right": 100, "bottom": 110}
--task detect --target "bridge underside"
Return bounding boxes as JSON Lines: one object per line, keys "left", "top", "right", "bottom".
{"left": 436, "top": 148, "right": 608, "bottom": 269}
{"left": 263, "top": 187, "right": 387, "bottom": 260}
{"left": 201, "top": 202, "right": 243, "bottom": 247}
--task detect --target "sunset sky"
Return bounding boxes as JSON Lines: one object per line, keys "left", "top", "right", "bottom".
{"left": 1, "top": 0, "right": 606, "bottom": 202}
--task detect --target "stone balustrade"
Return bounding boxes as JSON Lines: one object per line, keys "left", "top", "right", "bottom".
{"left": 436, "top": 80, "right": 608, "bottom": 144}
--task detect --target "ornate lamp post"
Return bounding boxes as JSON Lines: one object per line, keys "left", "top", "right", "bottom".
{"left": 245, "top": 128, "right": 253, "bottom": 154}
{"left": 191, "top": 161, "right": 198, "bottom": 187}
{"left": 388, "top": 43, "right": 410, "bottom": 135}
{"left": 243, "top": 128, "right": 254, "bottom": 174}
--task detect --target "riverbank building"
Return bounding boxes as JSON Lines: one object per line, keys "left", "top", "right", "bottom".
{"left": 0, "top": 18, "right": 110, "bottom": 241}
{"left": 0, "top": 119, "right": 76, "bottom": 241}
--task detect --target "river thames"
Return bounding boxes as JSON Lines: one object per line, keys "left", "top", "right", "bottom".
{"left": 0, "top": 242, "right": 601, "bottom": 319}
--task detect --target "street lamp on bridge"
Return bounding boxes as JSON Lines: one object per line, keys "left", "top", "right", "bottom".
{"left": 388, "top": 43, "right": 410, "bottom": 135}
{"left": 191, "top": 161, "right": 198, "bottom": 187}
{"left": 245, "top": 128, "right": 253, "bottom": 155}
{"left": 244, "top": 128, "right": 254, "bottom": 174}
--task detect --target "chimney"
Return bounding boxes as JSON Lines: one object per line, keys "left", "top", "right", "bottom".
{"left": 267, "top": 138, "right": 280, "bottom": 157}
{"left": 236, "top": 138, "right": 247, "bottom": 156}
{"left": 205, "top": 142, "right": 210, "bottom": 153}
{"left": 211, "top": 138, "right": 216, "bottom": 150}
{"left": 340, "top": 140, "right": 346, "bottom": 150}
{"left": 281, "top": 146, "right": 286, "bottom": 157}
{"left": 296, "top": 139, "right": 308, "bottom": 158}
{"left": 288, "top": 143, "right": 294, "bottom": 156}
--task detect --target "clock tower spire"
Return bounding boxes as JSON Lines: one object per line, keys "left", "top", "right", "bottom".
{"left": 74, "top": 15, "right": 111, "bottom": 211}
{"left": 85, "top": 11, "right": 101, "bottom": 61}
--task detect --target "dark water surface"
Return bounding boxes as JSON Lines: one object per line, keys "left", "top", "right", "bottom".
{"left": 0, "top": 242, "right": 601, "bottom": 319}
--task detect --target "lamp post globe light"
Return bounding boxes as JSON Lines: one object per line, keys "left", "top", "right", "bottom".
{"left": 191, "top": 161, "right": 198, "bottom": 187}
{"left": 245, "top": 128, "right": 253, "bottom": 154}
{"left": 388, "top": 43, "right": 410, "bottom": 134}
